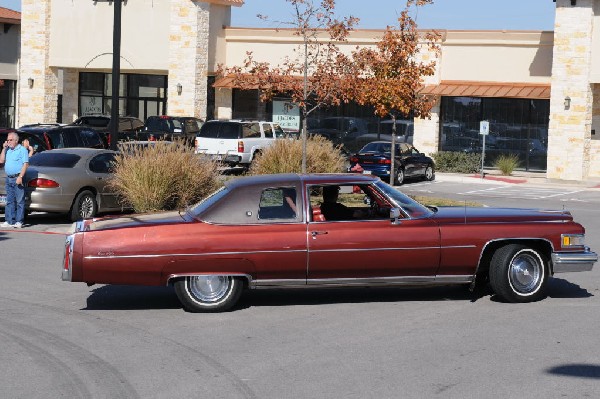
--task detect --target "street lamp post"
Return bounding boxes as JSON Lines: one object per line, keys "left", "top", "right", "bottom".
{"left": 96, "top": 0, "right": 122, "bottom": 150}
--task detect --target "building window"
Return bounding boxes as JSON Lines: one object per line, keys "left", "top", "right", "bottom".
{"left": 0, "top": 80, "right": 17, "bottom": 128}
{"left": 440, "top": 97, "right": 550, "bottom": 171}
{"left": 79, "top": 72, "right": 167, "bottom": 121}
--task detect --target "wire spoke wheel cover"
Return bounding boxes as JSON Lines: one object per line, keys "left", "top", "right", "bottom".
{"left": 70, "top": 190, "right": 98, "bottom": 222}
{"left": 79, "top": 195, "right": 95, "bottom": 218}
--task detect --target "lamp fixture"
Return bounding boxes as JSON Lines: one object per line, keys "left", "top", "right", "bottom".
{"left": 27, "top": 77, "right": 34, "bottom": 89}
{"left": 176, "top": 83, "right": 182, "bottom": 95}
{"left": 564, "top": 96, "right": 571, "bottom": 110}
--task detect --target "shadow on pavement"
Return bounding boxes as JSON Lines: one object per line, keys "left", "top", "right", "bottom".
{"left": 546, "top": 364, "right": 600, "bottom": 379}
{"left": 84, "top": 285, "right": 180, "bottom": 311}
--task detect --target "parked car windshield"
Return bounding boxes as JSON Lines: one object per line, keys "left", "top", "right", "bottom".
{"left": 29, "top": 152, "right": 81, "bottom": 168}
{"left": 374, "top": 180, "right": 433, "bottom": 218}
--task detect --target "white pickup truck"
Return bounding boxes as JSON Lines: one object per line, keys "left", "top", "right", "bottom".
{"left": 195, "top": 120, "right": 286, "bottom": 167}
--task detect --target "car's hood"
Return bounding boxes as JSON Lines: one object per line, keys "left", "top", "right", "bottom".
{"left": 84, "top": 211, "right": 187, "bottom": 231}
{"left": 430, "top": 206, "right": 573, "bottom": 224}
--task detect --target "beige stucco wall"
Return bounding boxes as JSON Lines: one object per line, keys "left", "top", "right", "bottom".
{"left": 49, "top": 0, "right": 170, "bottom": 72}
{"left": 440, "top": 31, "right": 553, "bottom": 83}
{"left": 222, "top": 28, "right": 553, "bottom": 84}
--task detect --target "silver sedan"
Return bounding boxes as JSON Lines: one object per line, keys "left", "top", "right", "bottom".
{"left": 1, "top": 148, "right": 127, "bottom": 221}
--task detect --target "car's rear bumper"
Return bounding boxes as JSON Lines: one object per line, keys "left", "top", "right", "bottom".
{"left": 552, "top": 248, "right": 597, "bottom": 273}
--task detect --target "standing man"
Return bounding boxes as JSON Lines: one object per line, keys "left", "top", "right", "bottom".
{"left": 1, "top": 132, "right": 29, "bottom": 228}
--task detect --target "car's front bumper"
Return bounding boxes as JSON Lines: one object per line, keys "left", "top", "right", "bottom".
{"left": 552, "top": 247, "right": 598, "bottom": 273}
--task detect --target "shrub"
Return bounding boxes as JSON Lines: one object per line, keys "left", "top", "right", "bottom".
{"left": 111, "top": 140, "right": 221, "bottom": 213}
{"left": 431, "top": 151, "right": 481, "bottom": 174}
{"left": 494, "top": 153, "right": 520, "bottom": 176}
{"left": 249, "top": 135, "right": 347, "bottom": 175}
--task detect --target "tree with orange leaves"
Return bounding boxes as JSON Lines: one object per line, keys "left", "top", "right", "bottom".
{"left": 349, "top": 0, "right": 440, "bottom": 184}
{"left": 218, "top": 0, "right": 439, "bottom": 175}
{"left": 217, "top": 0, "right": 358, "bottom": 172}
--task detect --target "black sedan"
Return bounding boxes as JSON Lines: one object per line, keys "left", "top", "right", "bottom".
{"left": 348, "top": 141, "right": 435, "bottom": 185}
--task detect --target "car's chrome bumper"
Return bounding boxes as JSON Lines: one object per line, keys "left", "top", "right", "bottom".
{"left": 552, "top": 247, "right": 598, "bottom": 273}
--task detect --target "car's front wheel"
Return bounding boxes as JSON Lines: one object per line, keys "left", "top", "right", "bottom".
{"left": 393, "top": 168, "right": 405, "bottom": 186}
{"left": 174, "top": 275, "right": 243, "bottom": 312}
{"left": 69, "top": 190, "right": 98, "bottom": 222}
{"left": 489, "top": 244, "right": 548, "bottom": 303}
{"left": 424, "top": 165, "right": 435, "bottom": 181}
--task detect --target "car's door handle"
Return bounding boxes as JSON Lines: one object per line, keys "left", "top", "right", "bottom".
{"left": 311, "top": 231, "right": 328, "bottom": 239}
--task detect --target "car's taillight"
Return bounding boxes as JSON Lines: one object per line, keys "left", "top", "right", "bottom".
{"left": 149, "top": 134, "right": 156, "bottom": 141}
{"left": 238, "top": 140, "right": 244, "bottom": 152}
{"left": 62, "top": 235, "right": 74, "bottom": 281}
{"left": 350, "top": 156, "right": 359, "bottom": 163}
{"left": 64, "top": 239, "right": 71, "bottom": 271}
{"left": 378, "top": 159, "right": 391, "bottom": 165}
{"left": 28, "top": 178, "right": 60, "bottom": 188}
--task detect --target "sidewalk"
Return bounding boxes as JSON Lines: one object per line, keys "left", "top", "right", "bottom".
{"left": 435, "top": 170, "right": 600, "bottom": 190}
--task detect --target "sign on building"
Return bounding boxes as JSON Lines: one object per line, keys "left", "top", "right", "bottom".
{"left": 273, "top": 100, "right": 300, "bottom": 132}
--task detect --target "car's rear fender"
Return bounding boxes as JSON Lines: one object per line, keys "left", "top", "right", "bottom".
{"left": 166, "top": 273, "right": 252, "bottom": 288}
{"left": 162, "top": 258, "right": 256, "bottom": 286}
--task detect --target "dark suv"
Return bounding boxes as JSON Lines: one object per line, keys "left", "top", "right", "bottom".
{"left": 72, "top": 115, "right": 145, "bottom": 147}
{"left": 0, "top": 128, "right": 51, "bottom": 154}
{"left": 142, "top": 116, "right": 203, "bottom": 146}
{"left": 17, "top": 124, "right": 106, "bottom": 150}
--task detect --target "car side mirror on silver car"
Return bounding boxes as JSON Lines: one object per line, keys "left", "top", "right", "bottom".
{"left": 390, "top": 208, "right": 402, "bottom": 225}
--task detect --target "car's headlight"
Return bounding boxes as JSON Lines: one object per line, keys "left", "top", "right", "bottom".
{"left": 561, "top": 234, "right": 585, "bottom": 248}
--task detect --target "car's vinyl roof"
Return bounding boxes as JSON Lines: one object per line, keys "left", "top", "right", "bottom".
{"left": 224, "top": 173, "right": 378, "bottom": 190}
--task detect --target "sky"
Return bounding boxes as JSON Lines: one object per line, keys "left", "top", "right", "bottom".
{"left": 1, "top": 0, "right": 556, "bottom": 31}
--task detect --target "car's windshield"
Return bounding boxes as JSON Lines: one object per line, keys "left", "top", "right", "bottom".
{"left": 187, "top": 186, "right": 228, "bottom": 217}
{"left": 374, "top": 180, "right": 433, "bottom": 218}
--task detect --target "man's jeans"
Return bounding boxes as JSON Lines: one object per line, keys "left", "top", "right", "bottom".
{"left": 5, "top": 176, "right": 25, "bottom": 225}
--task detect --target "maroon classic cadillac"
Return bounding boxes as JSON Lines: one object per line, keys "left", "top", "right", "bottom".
{"left": 62, "top": 173, "right": 597, "bottom": 312}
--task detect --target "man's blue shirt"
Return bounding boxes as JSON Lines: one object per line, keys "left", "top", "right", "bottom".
{"left": 4, "top": 145, "right": 29, "bottom": 175}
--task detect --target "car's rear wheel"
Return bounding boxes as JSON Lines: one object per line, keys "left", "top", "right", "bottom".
{"left": 393, "top": 168, "right": 405, "bottom": 186}
{"left": 174, "top": 275, "right": 243, "bottom": 312}
{"left": 69, "top": 190, "right": 97, "bottom": 222}
{"left": 489, "top": 244, "right": 548, "bottom": 303}
{"left": 424, "top": 165, "right": 435, "bottom": 181}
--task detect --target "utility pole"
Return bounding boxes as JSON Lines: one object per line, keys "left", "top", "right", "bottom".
{"left": 96, "top": 0, "right": 122, "bottom": 150}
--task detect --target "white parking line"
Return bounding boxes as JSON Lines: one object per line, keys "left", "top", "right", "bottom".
{"left": 458, "top": 186, "right": 583, "bottom": 200}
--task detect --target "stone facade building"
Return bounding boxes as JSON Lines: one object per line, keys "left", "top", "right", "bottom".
{"left": 2, "top": 0, "right": 600, "bottom": 181}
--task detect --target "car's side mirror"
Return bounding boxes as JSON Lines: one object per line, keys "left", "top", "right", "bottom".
{"left": 390, "top": 208, "right": 402, "bottom": 225}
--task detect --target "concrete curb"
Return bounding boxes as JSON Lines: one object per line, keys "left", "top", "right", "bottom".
{"left": 434, "top": 172, "right": 600, "bottom": 190}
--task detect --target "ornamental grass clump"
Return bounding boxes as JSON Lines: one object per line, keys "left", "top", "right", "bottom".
{"left": 111, "top": 140, "right": 221, "bottom": 213}
{"left": 248, "top": 135, "right": 347, "bottom": 175}
{"left": 494, "top": 153, "right": 521, "bottom": 176}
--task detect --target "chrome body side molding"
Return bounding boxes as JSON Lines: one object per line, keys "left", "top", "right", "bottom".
{"left": 250, "top": 275, "right": 473, "bottom": 289}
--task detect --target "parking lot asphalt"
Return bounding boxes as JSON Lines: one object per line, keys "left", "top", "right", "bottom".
{"left": 2, "top": 171, "right": 600, "bottom": 235}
